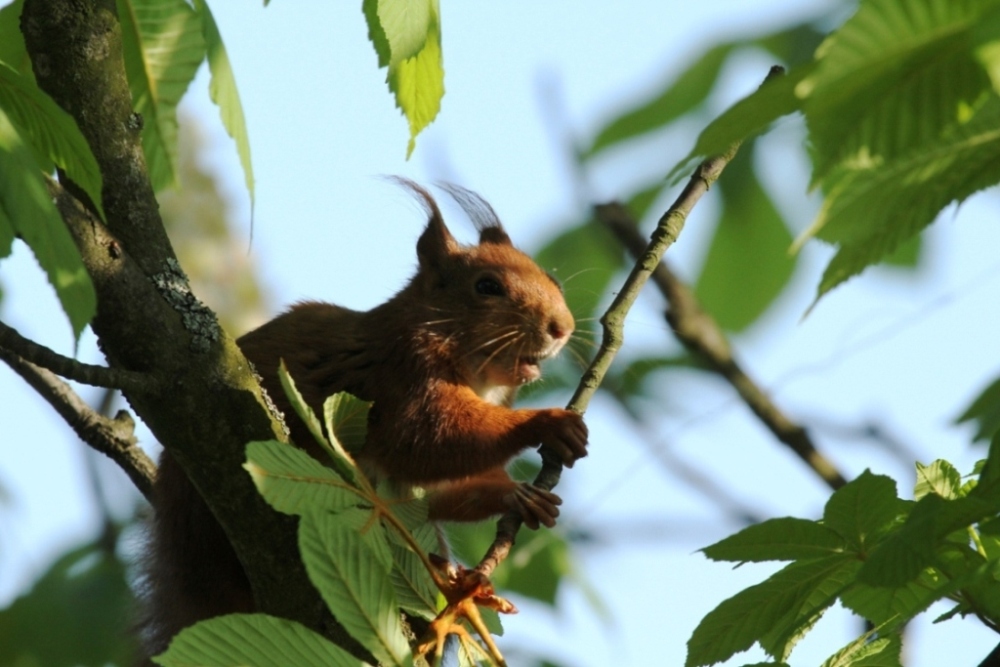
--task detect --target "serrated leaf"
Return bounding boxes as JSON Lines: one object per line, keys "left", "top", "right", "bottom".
{"left": 244, "top": 440, "right": 357, "bottom": 515}
{"left": 299, "top": 509, "right": 411, "bottom": 666}
{"left": 956, "top": 374, "right": 1000, "bottom": 444}
{"left": 819, "top": 633, "right": 902, "bottom": 667}
{"left": 801, "top": 0, "right": 998, "bottom": 185}
{"left": 153, "top": 613, "right": 368, "bottom": 667}
{"left": 759, "top": 557, "right": 860, "bottom": 661}
{"left": 363, "top": 0, "right": 391, "bottom": 68}
{"left": 377, "top": 0, "right": 433, "bottom": 66}
{"left": 685, "top": 555, "right": 855, "bottom": 667}
{"left": 0, "top": 111, "right": 95, "bottom": 341}
{"left": 915, "top": 460, "right": 962, "bottom": 500}
{"left": 667, "top": 64, "right": 809, "bottom": 182}
{"left": 585, "top": 43, "right": 735, "bottom": 158}
{"left": 840, "top": 567, "right": 951, "bottom": 633}
{"left": 323, "top": 392, "right": 371, "bottom": 485}
{"left": 0, "top": 61, "right": 104, "bottom": 219}
{"left": 277, "top": 361, "right": 332, "bottom": 450}
{"left": 388, "top": 533, "right": 439, "bottom": 619}
{"left": 703, "top": 517, "right": 847, "bottom": 563}
{"left": 859, "top": 493, "right": 999, "bottom": 586}
{"left": 822, "top": 470, "right": 905, "bottom": 554}
{"left": 694, "top": 147, "right": 796, "bottom": 331}
{"left": 388, "top": 11, "right": 443, "bottom": 159}
{"left": 193, "top": 0, "right": 254, "bottom": 217}
{"left": 117, "top": 0, "right": 205, "bottom": 192}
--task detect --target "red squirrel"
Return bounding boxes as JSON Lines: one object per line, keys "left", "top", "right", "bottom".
{"left": 139, "top": 180, "right": 588, "bottom": 658}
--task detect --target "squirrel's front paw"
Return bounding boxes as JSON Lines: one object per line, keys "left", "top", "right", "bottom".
{"left": 534, "top": 409, "right": 588, "bottom": 467}
{"left": 505, "top": 482, "right": 562, "bottom": 530}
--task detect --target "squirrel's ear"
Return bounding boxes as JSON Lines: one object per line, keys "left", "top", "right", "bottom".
{"left": 416, "top": 210, "right": 459, "bottom": 268}
{"left": 436, "top": 182, "right": 512, "bottom": 247}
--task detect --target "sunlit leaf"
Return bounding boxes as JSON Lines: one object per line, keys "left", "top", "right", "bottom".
{"left": 914, "top": 460, "right": 963, "bottom": 501}
{"left": 154, "top": 613, "right": 367, "bottom": 667}
{"left": 0, "top": 0, "right": 30, "bottom": 76}
{"left": 117, "top": 0, "right": 206, "bottom": 192}
{"left": 0, "top": 111, "right": 95, "bottom": 341}
{"left": 819, "top": 633, "right": 902, "bottom": 667}
{"left": 299, "top": 509, "right": 412, "bottom": 666}
{"left": 193, "top": 0, "right": 254, "bottom": 215}
{"left": 811, "top": 95, "right": 1000, "bottom": 297}
{"left": 323, "top": 391, "right": 371, "bottom": 484}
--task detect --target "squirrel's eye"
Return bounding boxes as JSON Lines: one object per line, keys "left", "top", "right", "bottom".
{"left": 475, "top": 277, "right": 505, "bottom": 297}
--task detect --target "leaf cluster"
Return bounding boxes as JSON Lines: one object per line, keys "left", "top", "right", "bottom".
{"left": 156, "top": 369, "right": 506, "bottom": 667}
{"left": 0, "top": 0, "right": 251, "bottom": 341}
{"left": 686, "top": 436, "right": 1000, "bottom": 667}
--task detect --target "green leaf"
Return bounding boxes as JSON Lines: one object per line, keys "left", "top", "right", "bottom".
{"left": 387, "top": 534, "right": 439, "bottom": 619}
{"left": 693, "top": 147, "right": 796, "bottom": 331}
{"left": 819, "top": 633, "right": 902, "bottom": 667}
{"left": 277, "top": 362, "right": 331, "bottom": 450}
{"left": 585, "top": 43, "right": 734, "bottom": 158}
{"left": 377, "top": 0, "right": 433, "bottom": 66}
{"left": 822, "top": 470, "right": 905, "bottom": 553}
{"left": 0, "top": 111, "right": 95, "bottom": 341}
{"left": 388, "top": 11, "right": 443, "bottom": 159}
{"left": 363, "top": 0, "right": 391, "bottom": 68}
{"left": 0, "top": 540, "right": 136, "bottom": 667}
{"left": 153, "top": 613, "right": 368, "bottom": 667}
{"left": 840, "top": 567, "right": 951, "bottom": 632}
{"left": 0, "top": 61, "right": 104, "bottom": 219}
{"left": 117, "top": 0, "right": 206, "bottom": 192}
{"left": 193, "top": 0, "right": 254, "bottom": 216}
{"left": 915, "top": 460, "right": 963, "bottom": 500}
{"left": 501, "top": 529, "right": 570, "bottom": 606}
{"left": 0, "top": 0, "right": 30, "bottom": 76}
{"left": 759, "top": 557, "right": 860, "bottom": 661}
{"left": 323, "top": 391, "right": 371, "bottom": 484}
{"left": 244, "top": 440, "right": 357, "bottom": 515}
{"left": 955, "top": 374, "right": 1000, "bottom": 444}
{"left": 801, "top": 0, "right": 998, "bottom": 185}
{"left": 299, "top": 509, "right": 412, "bottom": 666}
{"left": 859, "top": 492, "right": 1000, "bottom": 586}
{"left": 702, "top": 517, "right": 847, "bottom": 563}
{"left": 685, "top": 555, "right": 856, "bottom": 667}
{"left": 668, "top": 64, "right": 809, "bottom": 182}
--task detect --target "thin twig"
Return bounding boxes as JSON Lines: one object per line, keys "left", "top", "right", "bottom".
{"left": 475, "top": 66, "right": 787, "bottom": 576}
{"left": 0, "top": 319, "right": 150, "bottom": 393}
{"left": 598, "top": 204, "right": 847, "bottom": 491}
{"left": 0, "top": 347, "right": 155, "bottom": 499}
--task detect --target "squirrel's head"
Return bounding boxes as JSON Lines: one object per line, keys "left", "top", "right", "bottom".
{"left": 394, "top": 179, "right": 574, "bottom": 389}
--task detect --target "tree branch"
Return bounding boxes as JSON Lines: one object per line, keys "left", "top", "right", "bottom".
{"left": 0, "top": 347, "right": 155, "bottom": 499}
{"left": 0, "top": 319, "right": 151, "bottom": 393}
{"left": 597, "top": 203, "right": 847, "bottom": 491}
{"left": 475, "top": 67, "right": 787, "bottom": 576}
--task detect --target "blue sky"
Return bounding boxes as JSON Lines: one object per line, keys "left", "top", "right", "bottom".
{"left": 3, "top": 1, "right": 1000, "bottom": 665}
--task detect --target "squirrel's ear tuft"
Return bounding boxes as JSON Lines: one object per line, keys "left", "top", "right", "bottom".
{"left": 437, "top": 182, "right": 512, "bottom": 247}
{"left": 387, "top": 176, "right": 459, "bottom": 267}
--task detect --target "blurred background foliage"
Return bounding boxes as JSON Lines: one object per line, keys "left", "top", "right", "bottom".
{"left": 6, "top": 1, "right": 997, "bottom": 665}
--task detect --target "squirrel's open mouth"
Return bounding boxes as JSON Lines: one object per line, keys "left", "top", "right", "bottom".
{"left": 516, "top": 355, "right": 542, "bottom": 383}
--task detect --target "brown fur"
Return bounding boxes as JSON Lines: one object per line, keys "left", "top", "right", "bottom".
{"left": 138, "top": 181, "right": 588, "bottom": 659}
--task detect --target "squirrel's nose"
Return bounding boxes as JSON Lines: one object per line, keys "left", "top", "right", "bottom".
{"left": 548, "top": 315, "right": 573, "bottom": 341}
